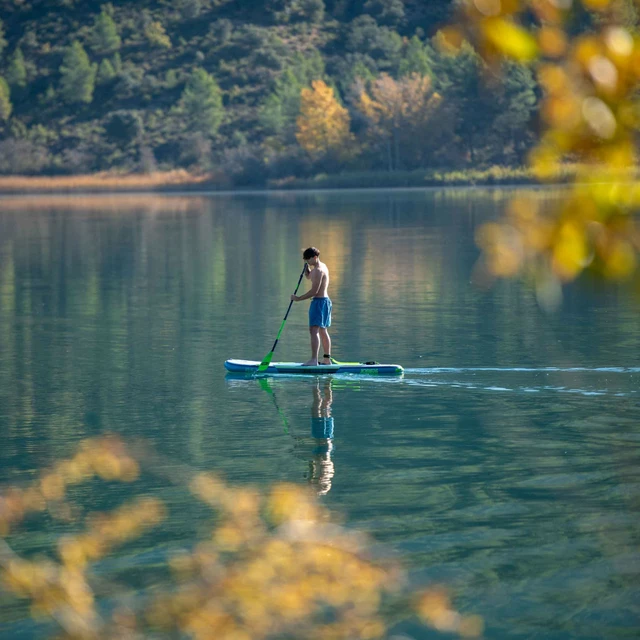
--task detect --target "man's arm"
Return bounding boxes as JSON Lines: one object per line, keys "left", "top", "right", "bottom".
{"left": 293, "top": 269, "right": 321, "bottom": 301}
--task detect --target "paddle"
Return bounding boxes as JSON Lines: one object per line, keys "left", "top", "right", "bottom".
{"left": 257, "top": 377, "right": 291, "bottom": 434}
{"left": 257, "top": 264, "right": 307, "bottom": 373}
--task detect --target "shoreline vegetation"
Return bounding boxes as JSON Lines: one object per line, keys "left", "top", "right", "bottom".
{"left": 0, "top": 165, "right": 581, "bottom": 195}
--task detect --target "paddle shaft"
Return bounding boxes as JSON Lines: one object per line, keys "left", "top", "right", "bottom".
{"left": 258, "top": 265, "right": 306, "bottom": 371}
{"left": 258, "top": 377, "right": 290, "bottom": 434}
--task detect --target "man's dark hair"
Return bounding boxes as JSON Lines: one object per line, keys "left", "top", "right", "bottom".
{"left": 303, "top": 247, "right": 320, "bottom": 260}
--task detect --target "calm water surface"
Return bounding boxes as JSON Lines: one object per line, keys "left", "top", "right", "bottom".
{"left": 0, "top": 190, "right": 638, "bottom": 638}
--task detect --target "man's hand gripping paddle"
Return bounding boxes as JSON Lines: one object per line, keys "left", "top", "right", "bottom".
{"left": 256, "top": 264, "right": 307, "bottom": 374}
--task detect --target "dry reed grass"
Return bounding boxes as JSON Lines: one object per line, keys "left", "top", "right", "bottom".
{"left": 0, "top": 170, "right": 214, "bottom": 193}
{"left": 0, "top": 194, "right": 208, "bottom": 213}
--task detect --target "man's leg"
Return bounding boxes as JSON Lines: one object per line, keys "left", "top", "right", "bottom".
{"left": 303, "top": 326, "right": 320, "bottom": 365}
{"left": 319, "top": 328, "right": 331, "bottom": 364}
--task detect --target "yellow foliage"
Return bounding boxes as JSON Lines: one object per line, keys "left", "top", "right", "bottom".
{"left": 482, "top": 17, "right": 539, "bottom": 62}
{"left": 355, "top": 73, "right": 443, "bottom": 170}
{"left": 0, "top": 436, "right": 481, "bottom": 640}
{"left": 416, "top": 587, "right": 484, "bottom": 637}
{"left": 296, "top": 80, "right": 353, "bottom": 158}
{"left": 356, "top": 73, "right": 441, "bottom": 131}
{"left": 449, "top": 0, "right": 640, "bottom": 287}
{"left": 538, "top": 26, "right": 568, "bottom": 58}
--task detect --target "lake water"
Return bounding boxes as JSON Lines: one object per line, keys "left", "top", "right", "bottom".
{"left": 0, "top": 190, "right": 638, "bottom": 639}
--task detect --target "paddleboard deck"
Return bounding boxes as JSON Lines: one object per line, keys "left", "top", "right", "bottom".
{"left": 225, "top": 359, "right": 403, "bottom": 376}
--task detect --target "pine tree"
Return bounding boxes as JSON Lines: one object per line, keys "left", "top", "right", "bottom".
{"left": 491, "top": 61, "right": 538, "bottom": 163}
{"left": 164, "top": 69, "right": 179, "bottom": 89}
{"left": 260, "top": 68, "right": 309, "bottom": 141}
{"left": 260, "top": 69, "right": 301, "bottom": 139}
{"left": 112, "top": 52, "right": 122, "bottom": 74}
{"left": 296, "top": 80, "right": 353, "bottom": 158}
{"left": 0, "top": 19, "right": 7, "bottom": 59}
{"left": 59, "top": 41, "right": 97, "bottom": 104}
{"left": 97, "top": 58, "right": 116, "bottom": 84}
{"left": 398, "top": 36, "right": 433, "bottom": 77}
{"left": 90, "top": 7, "right": 121, "bottom": 55}
{"left": 179, "top": 68, "right": 224, "bottom": 136}
{"left": 0, "top": 77, "right": 11, "bottom": 121}
{"left": 7, "top": 48, "right": 28, "bottom": 88}
{"left": 431, "top": 44, "right": 496, "bottom": 163}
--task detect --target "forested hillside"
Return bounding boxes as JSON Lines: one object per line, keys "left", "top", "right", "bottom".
{"left": 0, "top": 0, "right": 545, "bottom": 184}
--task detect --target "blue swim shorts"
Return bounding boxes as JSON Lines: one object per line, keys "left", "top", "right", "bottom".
{"left": 311, "top": 416, "right": 334, "bottom": 440}
{"left": 309, "top": 297, "right": 332, "bottom": 328}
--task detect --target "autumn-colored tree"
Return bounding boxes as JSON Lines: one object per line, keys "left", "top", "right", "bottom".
{"left": 356, "top": 73, "right": 444, "bottom": 170}
{"left": 144, "top": 20, "right": 172, "bottom": 49}
{"left": 296, "top": 80, "right": 354, "bottom": 159}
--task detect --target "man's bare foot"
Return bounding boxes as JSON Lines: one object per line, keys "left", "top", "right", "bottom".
{"left": 303, "top": 359, "right": 319, "bottom": 366}
{"left": 320, "top": 358, "right": 331, "bottom": 365}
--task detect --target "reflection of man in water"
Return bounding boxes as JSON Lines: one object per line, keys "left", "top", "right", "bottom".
{"left": 307, "top": 378, "right": 335, "bottom": 495}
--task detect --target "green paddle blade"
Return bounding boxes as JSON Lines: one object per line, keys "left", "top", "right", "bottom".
{"left": 257, "top": 351, "right": 274, "bottom": 373}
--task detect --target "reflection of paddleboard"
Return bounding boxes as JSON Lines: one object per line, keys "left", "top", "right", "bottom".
{"left": 224, "top": 359, "right": 403, "bottom": 376}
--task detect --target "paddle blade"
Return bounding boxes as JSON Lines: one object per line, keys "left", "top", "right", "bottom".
{"left": 256, "top": 351, "right": 274, "bottom": 373}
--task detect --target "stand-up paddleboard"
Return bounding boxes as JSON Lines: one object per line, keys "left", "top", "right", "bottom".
{"left": 225, "top": 359, "right": 403, "bottom": 376}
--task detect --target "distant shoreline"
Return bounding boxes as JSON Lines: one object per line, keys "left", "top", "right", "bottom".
{"left": 0, "top": 165, "right": 625, "bottom": 195}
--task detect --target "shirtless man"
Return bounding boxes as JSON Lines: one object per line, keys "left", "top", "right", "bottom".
{"left": 291, "top": 247, "right": 332, "bottom": 365}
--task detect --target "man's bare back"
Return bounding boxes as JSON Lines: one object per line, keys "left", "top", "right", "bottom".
{"left": 307, "top": 260, "right": 329, "bottom": 298}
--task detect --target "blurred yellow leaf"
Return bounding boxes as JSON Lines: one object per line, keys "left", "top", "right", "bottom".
{"left": 572, "top": 36, "right": 602, "bottom": 68}
{"left": 482, "top": 17, "right": 539, "bottom": 61}
{"left": 40, "top": 474, "right": 65, "bottom": 502}
{"left": 472, "top": 0, "right": 501, "bottom": 17}
{"left": 588, "top": 55, "right": 618, "bottom": 92}
{"left": 538, "top": 63, "right": 569, "bottom": 94}
{"left": 435, "top": 26, "right": 465, "bottom": 52}
{"left": 538, "top": 26, "right": 568, "bottom": 58}
{"left": 604, "top": 27, "right": 634, "bottom": 59}
{"left": 543, "top": 95, "right": 582, "bottom": 129}
{"left": 459, "top": 614, "right": 485, "bottom": 637}
{"left": 552, "top": 222, "right": 590, "bottom": 280}
{"left": 582, "top": 0, "right": 613, "bottom": 10}
{"left": 603, "top": 240, "right": 636, "bottom": 278}
{"left": 582, "top": 97, "right": 617, "bottom": 139}
{"left": 529, "top": 145, "right": 562, "bottom": 179}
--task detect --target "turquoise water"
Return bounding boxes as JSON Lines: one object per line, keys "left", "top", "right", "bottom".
{"left": 0, "top": 190, "right": 639, "bottom": 638}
